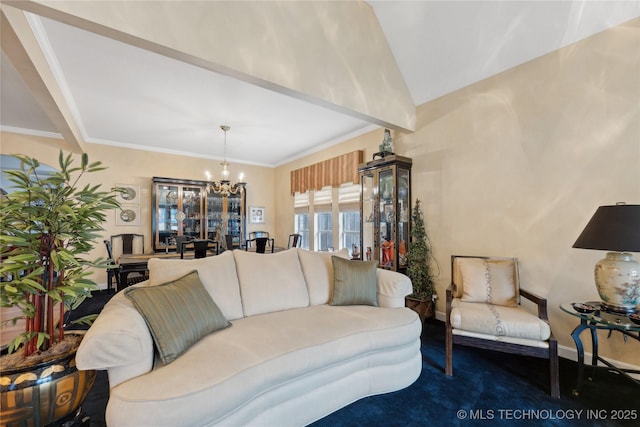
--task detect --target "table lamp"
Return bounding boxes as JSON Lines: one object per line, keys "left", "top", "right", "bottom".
{"left": 572, "top": 203, "right": 640, "bottom": 313}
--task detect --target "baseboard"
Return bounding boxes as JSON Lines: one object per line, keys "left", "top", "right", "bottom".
{"left": 433, "top": 309, "right": 640, "bottom": 379}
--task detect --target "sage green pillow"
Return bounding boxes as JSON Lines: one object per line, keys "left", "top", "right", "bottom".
{"left": 330, "top": 256, "right": 378, "bottom": 306}
{"left": 125, "top": 270, "right": 230, "bottom": 364}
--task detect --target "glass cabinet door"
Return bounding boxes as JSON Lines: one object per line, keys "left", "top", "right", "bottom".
{"left": 397, "top": 168, "right": 410, "bottom": 269}
{"left": 206, "top": 194, "right": 223, "bottom": 240}
{"left": 378, "top": 168, "right": 395, "bottom": 268}
{"left": 181, "top": 186, "right": 203, "bottom": 239}
{"left": 156, "top": 184, "right": 180, "bottom": 250}
{"left": 226, "top": 193, "right": 245, "bottom": 246}
{"left": 360, "top": 173, "right": 375, "bottom": 262}
{"left": 205, "top": 191, "right": 245, "bottom": 246}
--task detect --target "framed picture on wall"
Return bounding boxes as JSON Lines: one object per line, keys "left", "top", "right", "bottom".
{"left": 116, "top": 205, "right": 141, "bottom": 226}
{"left": 249, "top": 206, "right": 265, "bottom": 224}
{"left": 116, "top": 184, "right": 140, "bottom": 204}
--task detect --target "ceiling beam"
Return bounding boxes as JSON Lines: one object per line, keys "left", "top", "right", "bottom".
{"left": 1, "top": 4, "right": 85, "bottom": 152}
{"left": 5, "top": 0, "right": 415, "bottom": 132}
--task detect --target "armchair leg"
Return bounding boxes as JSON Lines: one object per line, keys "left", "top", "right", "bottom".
{"left": 445, "top": 322, "right": 453, "bottom": 376}
{"left": 549, "top": 339, "right": 560, "bottom": 398}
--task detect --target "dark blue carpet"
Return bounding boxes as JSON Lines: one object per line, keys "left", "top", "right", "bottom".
{"left": 75, "top": 292, "right": 637, "bottom": 427}
{"left": 311, "top": 320, "right": 637, "bottom": 427}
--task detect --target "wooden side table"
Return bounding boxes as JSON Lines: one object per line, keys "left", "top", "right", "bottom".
{"left": 560, "top": 302, "right": 640, "bottom": 396}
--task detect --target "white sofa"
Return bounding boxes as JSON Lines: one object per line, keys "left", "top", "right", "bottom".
{"left": 76, "top": 248, "right": 422, "bottom": 426}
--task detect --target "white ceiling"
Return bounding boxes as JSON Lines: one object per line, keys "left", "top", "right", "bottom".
{"left": 1, "top": 1, "right": 638, "bottom": 168}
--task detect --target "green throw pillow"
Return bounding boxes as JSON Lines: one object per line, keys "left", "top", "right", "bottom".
{"left": 330, "top": 256, "right": 378, "bottom": 306}
{"left": 125, "top": 270, "right": 230, "bottom": 364}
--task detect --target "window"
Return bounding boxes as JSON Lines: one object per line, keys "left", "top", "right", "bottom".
{"left": 295, "top": 213, "right": 309, "bottom": 249}
{"left": 338, "top": 183, "right": 360, "bottom": 255}
{"left": 340, "top": 211, "right": 360, "bottom": 253}
{"left": 315, "top": 212, "right": 333, "bottom": 251}
{"left": 314, "top": 187, "right": 333, "bottom": 251}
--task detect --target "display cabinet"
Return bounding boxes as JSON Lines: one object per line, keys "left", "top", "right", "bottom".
{"left": 152, "top": 177, "right": 246, "bottom": 252}
{"left": 359, "top": 154, "right": 412, "bottom": 271}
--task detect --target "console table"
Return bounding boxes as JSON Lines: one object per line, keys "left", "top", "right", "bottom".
{"left": 560, "top": 302, "right": 640, "bottom": 396}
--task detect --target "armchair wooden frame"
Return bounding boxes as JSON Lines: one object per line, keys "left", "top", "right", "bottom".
{"left": 445, "top": 255, "right": 559, "bottom": 399}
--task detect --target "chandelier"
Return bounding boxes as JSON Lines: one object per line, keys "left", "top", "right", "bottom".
{"left": 206, "top": 125, "right": 246, "bottom": 197}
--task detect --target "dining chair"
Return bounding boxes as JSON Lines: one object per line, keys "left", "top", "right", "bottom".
{"left": 225, "top": 234, "right": 235, "bottom": 251}
{"left": 287, "top": 233, "right": 301, "bottom": 249}
{"left": 446, "top": 255, "right": 559, "bottom": 398}
{"left": 110, "top": 234, "right": 147, "bottom": 284}
{"left": 245, "top": 237, "right": 274, "bottom": 253}
{"left": 174, "top": 235, "right": 193, "bottom": 254}
{"left": 180, "top": 239, "right": 219, "bottom": 259}
{"left": 103, "top": 240, "right": 121, "bottom": 292}
{"left": 111, "top": 233, "right": 144, "bottom": 256}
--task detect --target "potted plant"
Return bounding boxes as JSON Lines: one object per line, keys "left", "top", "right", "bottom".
{"left": 405, "top": 199, "right": 438, "bottom": 323}
{"left": 0, "top": 151, "right": 120, "bottom": 425}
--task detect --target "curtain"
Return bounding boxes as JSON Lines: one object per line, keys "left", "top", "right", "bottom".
{"left": 290, "top": 150, "right": 363, "bottom": 195}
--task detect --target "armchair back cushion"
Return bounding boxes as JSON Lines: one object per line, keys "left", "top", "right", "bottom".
{"left": 454, "top": 257, "right": 519, "bottom": 307}
{"left": 147, "top": 250, "right": 243, "bottom": 320}
{"left": 233, "top": 249, "right": 309, "bottom": 316}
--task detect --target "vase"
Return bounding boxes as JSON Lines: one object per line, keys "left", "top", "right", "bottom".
{"left": 0, "top": 333, "right": 96, "bottom": 427}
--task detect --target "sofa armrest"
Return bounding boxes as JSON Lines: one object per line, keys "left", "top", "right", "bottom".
{"left": 75, "top": 287, "right": 154, "bottom": 387}
{"left": 376, "top": 269, "right": 413, "bottom": 308}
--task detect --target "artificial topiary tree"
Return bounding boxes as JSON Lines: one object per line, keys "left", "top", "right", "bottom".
{"left": 406, "top": 199, "right": 436, "bottom": 301}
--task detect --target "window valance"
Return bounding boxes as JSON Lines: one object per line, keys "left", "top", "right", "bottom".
{"left": 290, "top": 150, "right": 363, "bottom": 195}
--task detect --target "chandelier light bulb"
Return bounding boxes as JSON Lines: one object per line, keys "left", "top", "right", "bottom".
{"left": 221, "top": 162, "right": 230, "bottom": 180}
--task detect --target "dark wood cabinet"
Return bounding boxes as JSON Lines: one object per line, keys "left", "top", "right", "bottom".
{"left": 359, "top": 154, "right": 412, "bottom": 271}
{"left": 152, "top": 177, "right": 246, "bottom": 252}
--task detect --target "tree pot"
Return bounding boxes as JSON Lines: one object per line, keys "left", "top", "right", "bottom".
{"left": 405, "top": 296, "right": 435, "bottom": 324}
{"left": 0, "top": 333, "right": 96, "bottom": 427}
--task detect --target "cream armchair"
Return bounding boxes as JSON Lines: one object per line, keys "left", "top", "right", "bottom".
{"left": 446, "top": 255, "right": 559, "bottom": 398}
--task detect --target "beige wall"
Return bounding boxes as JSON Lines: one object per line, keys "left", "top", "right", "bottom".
{"left": 276, "top": 19, "right": 640, "bottom": 366}
{"left": 0, "top": 132, "right": 275, "bottom": 286}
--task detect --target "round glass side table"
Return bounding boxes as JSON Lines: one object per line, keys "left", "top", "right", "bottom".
{"left": 560, "top": 302, "right": 640, "bottom": 396}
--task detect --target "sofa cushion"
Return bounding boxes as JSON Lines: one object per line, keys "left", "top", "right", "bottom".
{"left": 233, "top": 249, "right": 309, "bottom": 316}
{"left": 330, "top": 256, "right": 378, "bottom": 306}
{"left": 147, "top": 250, "right": 243, "bottom": 320}
{"left": 458, "top": 258, "right": 519, "bottom": 306}
{"left": 298, "top": 248, "right": 350, "bottom": 305}
{"left": 125, "top": 270, "right": 231, "bottom": 365}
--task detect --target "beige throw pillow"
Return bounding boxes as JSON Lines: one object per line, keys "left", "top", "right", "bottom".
{"left": 459, "top": 258, "right": 519, "bottom": 306}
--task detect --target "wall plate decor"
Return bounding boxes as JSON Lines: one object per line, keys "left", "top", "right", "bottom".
{"left": 116, "top": 205, "right": 141, "bottom": 226}
{"left": 116, "top": 184, "right": 140, "bottom": 204}
{"left": 249, "top": 206, "right": 265, "bottom": 224}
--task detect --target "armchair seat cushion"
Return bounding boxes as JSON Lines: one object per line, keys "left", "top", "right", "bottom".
{"left": 452, "top": 329, "right": 550, "bottom": 348}
{"left": 450, "top": 299, "right": 551, "bottom": 341}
